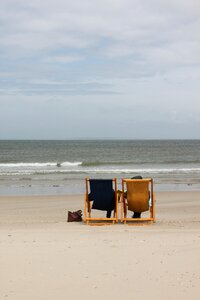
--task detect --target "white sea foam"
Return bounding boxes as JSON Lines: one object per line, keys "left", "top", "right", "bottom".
{"left": 0, "top": 163, "right": 56, "bottom": 167}
{"left": 62, "top": 161, "right": 82, "bottom": 166}
{"left": 1, "top": 166, "right": 200, "bottom": 176}
{"left": 0, "top": 161, "right": 82, "bottom": 168}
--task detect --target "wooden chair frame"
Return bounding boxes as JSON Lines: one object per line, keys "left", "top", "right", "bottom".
{"left": 84, "top": 177, "right": 118, "bottom": 225}
{"left": 121, "top": 178, "right": 155, "bottom": 224}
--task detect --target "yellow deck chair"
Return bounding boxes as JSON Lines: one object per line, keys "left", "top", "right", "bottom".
{"left": 84, "top": 178, "right": 118, "bottom": 225}
{"left": 121, "top": 178, "right": 155, "bottom": 224}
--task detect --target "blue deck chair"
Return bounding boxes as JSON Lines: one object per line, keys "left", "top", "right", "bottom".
{"left": 84, "top": 178, "right": 118, "bottom": 224}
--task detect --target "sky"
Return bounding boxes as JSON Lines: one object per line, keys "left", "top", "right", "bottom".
{"left": 0, "top": 0, "right": 200, "bottom": 139}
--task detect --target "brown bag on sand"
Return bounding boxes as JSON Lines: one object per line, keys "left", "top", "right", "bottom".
{"left": 67, "top": 210, "right": 83, "bottom": 222}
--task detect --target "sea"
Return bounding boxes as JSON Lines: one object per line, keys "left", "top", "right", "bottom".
{"left": 0, "top": 139, "right": 200, "bottom": 195}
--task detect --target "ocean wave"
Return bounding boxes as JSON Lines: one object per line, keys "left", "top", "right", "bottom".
{"left": 1, "top": 160, "right": 200, "bottom": 169}
{"left": 81, "top": 161, "right": 130, "bottom": 166}
{"left": 62, "top": 161, "right": 82, "bottom": 166}
{"left": 1, "top": 167, "right": 200, "bottom": 176}
{"left": 0, "top": 161, "right": 82, "bottom": 168}
{"left": 74, "top": 160, "right": 200, "bottom": 166}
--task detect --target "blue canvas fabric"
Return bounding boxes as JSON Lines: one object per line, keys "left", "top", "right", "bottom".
{"left": 88, "top": 179, "right": 115, "bottom": 212}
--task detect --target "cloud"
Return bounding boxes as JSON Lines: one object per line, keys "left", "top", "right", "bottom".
{"left": 1, "top": 0, "right": 199, "bottom": 63}
{"left": 0, "top": 0, "right": 200, "bottom": 138}
{"left": 42, "top": 55, "right": 84, "bottom": 64}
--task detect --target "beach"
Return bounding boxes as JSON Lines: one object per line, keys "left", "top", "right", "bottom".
{"left": 0, "top": 191, "right": 200, "bottom": 300}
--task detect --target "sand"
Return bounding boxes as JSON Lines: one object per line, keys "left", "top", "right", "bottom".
{"left": 0, "top": 192, "right": 200, "bottom": 300}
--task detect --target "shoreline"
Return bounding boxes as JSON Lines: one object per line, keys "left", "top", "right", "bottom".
{"left": 0, "top": 181, "right": 200, "bottom": 197}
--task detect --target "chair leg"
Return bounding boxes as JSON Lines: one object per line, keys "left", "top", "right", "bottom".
{"left": 88, "top": 202, "right": 92, "bottom": 218}
{"left": 150, "top": 206, "right": 153, "bottom": 218}
{"left": 84, "top": 199, "right": 86, "bottom": 222}
{"left": 120, "top": 200, "right": 123, "bottom": 223}
{"left": 153, "top": 206, "right": 156, "bottom": 222}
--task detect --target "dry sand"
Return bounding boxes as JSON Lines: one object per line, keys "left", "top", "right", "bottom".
{"left": 0, "top": 192, "right": 200, "bottom": 300}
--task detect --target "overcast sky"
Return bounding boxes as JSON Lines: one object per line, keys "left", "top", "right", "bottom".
{"left": 0, "top": 0, "right": 200, "bottom": 139}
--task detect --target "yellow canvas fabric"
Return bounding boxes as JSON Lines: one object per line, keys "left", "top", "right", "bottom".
{"left": 126, "top": 180, "right": 149, "bottom": 212}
